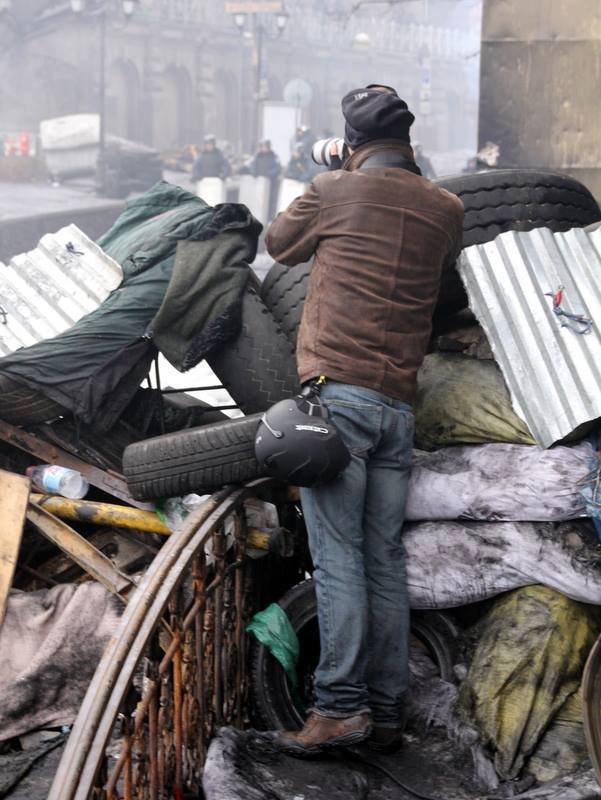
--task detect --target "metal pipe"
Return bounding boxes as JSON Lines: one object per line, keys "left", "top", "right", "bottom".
{"left": 31, "top": 494, "right": 170, "bottom": 535}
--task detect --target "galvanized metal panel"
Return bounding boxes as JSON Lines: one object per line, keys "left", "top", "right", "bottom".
{"left": 458, "top": 226, "right": 601, "bottom": 447}
{"left": 0, "top": 225, "right": 122, "bottom": 357}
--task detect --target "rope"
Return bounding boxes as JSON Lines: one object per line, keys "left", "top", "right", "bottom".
{"left": 545, "top": 286, "right": 593, "bottom": 334}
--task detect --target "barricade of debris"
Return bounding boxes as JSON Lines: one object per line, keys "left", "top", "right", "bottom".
{"left": 0, "top": 171, "right": 601, "bottom": 800}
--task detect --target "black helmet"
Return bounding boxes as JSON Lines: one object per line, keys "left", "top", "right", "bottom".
{"left": 254, "top": 392, "right": 350, "bottom": 487}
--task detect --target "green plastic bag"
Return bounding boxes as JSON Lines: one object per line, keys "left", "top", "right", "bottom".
{"left": 247, "top": 603, "right": 299, "bottom": 688}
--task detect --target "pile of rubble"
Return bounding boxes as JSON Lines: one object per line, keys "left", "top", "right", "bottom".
{"left": 1, "top": 170, "right": 601, "bottom": 799}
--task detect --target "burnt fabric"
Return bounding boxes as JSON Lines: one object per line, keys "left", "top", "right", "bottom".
{"left": 0, "top": 182, "right": 260, "bottom": 429}
{"left": 266, "top": 141, "right": 464, "bottom": 404}
{"left": 342, "top": 86, "right": 415, "bottom": 147}
{"left": 0, "top": 583, "right": 122, "bottom": 742}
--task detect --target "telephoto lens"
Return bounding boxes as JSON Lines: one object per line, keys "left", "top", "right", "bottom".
{"left": 311, "top": 137, "right": 347, "bottom": 167}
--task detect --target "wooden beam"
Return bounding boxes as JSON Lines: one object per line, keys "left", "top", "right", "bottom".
{"left": 0, "top": 469, "right": 30, "bottom": 625}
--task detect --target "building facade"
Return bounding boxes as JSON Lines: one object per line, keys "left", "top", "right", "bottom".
{"left": 0, "top": 0, "right": 480, "bottom": 158}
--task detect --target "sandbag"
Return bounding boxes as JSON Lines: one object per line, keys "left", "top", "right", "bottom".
{"left": 415, "top": 353, "right": 535, "bottom": 450}
{"left": 457, "top": 586, "right": 601, "bottom": 781}
{"left": 528, "top": 692, "right": 588, "bottom": 783}
{"left": 404, "top": 519, "right": 601, "bottom": 609}
{"left": 406, "top": 442, "right": 592, "bottom": 522}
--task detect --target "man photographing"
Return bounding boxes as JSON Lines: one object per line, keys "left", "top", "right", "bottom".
{"left": 265, "top": 85, "right": 464, "bottom": 756}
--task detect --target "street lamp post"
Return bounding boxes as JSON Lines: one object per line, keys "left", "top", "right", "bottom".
{"left": 228, "top": 4, "right": 288, "bottom": 150}
{"left": 70, "top": 0, "right": 137, "bottom": 195}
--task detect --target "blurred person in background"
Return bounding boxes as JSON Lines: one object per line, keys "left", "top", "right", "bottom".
{"left": 245, "top": 139, "right": 281, "bottom": 220}
{"left": 192, "top": 134, "right": 231, "bottom": 181}
{"left": 285, "top": 143, "right": 314, "bottom": 183}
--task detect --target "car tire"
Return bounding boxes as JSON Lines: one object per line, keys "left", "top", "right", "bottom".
{"left": 435, "top": 169, "right": 601, "bottom": 315}
{"left": 122, "top": 413, "right": 264, "bottom": 500}
{"left": 437, "top": 168, "right": 601, "bottom": 248}
{"left": 207, "top": 278, "right": 299, "bottom": 414}
{"left": 259, "top": 260, "right": 312, "bottom": 346}
{"left": 260, "top": 170, "right": 601, "bottom": 338}
{"left": 0, "top": 374, "right": 67, "bottom": 425}
{"left": 249, "top": 578, "right": 460, "bottom": 731}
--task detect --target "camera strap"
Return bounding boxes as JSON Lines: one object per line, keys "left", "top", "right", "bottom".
{"left": 358, "top": 152, "right": 422, "bottom": 176}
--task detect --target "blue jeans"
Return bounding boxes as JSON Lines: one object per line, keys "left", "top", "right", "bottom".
{"left": 300, "top": 381, "right": 414, "bottom": 726}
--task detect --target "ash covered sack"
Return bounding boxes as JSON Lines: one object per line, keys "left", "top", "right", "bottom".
{"left": 405, "top": 442, "right": 592, "bottom": 522}
{"left": 404, "top": 519, "right": 601, "bottom": 609}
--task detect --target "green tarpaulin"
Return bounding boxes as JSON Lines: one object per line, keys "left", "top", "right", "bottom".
{"left": 0, "top": 182, "right": 259, "bottom": 429}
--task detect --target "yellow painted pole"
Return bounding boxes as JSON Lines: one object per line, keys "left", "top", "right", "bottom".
{"left": 30, "top": 494, "right": 272, "bottom": 551}
{"left": 31, "top": 494, "right": 170, "bottom": 535}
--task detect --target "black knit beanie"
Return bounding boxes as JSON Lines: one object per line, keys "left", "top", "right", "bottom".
{"left": 342, "top": 85, "right": 415, "bottom": 148}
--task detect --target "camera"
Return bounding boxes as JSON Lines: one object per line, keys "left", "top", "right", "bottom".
{"left": 311, "top": 137, "right": 348, "bottom": 167}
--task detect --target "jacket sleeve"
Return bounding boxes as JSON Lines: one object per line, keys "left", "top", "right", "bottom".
{"left": 443, "top": 200, "right": 464, "bottom": 271}
{"left": 265, "top": 181, "right": 321, "bottom": 265}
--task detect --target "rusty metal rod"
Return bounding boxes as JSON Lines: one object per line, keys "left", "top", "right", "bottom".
{"left": 234, "top": 516, "right": 246, "bottom": 727}
{"left": 173, "top": 646, "right": 183, "bottom": 794}
{"left": 149, "top": 686, "right": 159, "bottom": 800}
{"left": 48, "top": 480, "right": 272, "bottom": 800}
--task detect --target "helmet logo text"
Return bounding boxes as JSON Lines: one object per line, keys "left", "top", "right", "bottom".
{"left": 294, "top": 424, "right": 329, "bottom": 434}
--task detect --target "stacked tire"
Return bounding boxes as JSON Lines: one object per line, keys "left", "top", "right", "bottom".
{"left": 259, "top": 170, "right": 601, "bottom": 344}
{"left": 124, "top": 280, "right": 298, "bottom": 500}
{"left": 0, "top": 374, "right": 66, "bottom": 425}
{"left": 207, "top": 278, "right": 299, "bottom": 415}
{"left": 123, "top": 169, "right": 601, "bottom": 500}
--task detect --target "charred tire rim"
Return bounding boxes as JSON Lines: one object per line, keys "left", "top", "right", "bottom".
{"left": 249, "top": 578, "right": 459, "bottom": 731}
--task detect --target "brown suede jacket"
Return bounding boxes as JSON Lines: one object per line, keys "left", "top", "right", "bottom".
{"left": 265, "top": 141, "right": 464, "bottom": 404}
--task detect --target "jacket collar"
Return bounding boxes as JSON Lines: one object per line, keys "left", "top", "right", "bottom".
{"left": 343, "top": 139, "right": 416, "bottom": 172}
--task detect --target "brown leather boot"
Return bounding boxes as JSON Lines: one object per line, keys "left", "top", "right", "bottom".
{"left": 368, "top": 725, "right": 404, "bottom": 754}
{"left": 274, "top": 711, "right": 372, "bottom": 757}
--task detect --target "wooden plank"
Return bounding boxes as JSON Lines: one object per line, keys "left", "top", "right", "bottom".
{"left": 26, "top": 503, "right": 135, "bottom": 598}
{"left": 0, "top": 417, "right": 153, "bottom": 510}
{"left": 0, "top": 469, "right": 30, "bottom": 625}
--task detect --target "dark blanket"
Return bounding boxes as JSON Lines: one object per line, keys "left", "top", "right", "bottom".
{"left": 151, "top": 203, "right": 262, "bottom": 371}
{"left": 0, "top": 183, "right": 261, "bottom": 429}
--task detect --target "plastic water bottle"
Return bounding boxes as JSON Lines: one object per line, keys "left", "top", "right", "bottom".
{"left": 26, "top": 464, "right": 89, "bottom": 499}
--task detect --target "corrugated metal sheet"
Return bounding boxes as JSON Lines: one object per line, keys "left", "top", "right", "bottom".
{"left": 458, "top": 226, "right": 601, "bottom": 447}
{"left": 0, "top": 224, "right": 122, "bottom": 357}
